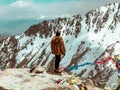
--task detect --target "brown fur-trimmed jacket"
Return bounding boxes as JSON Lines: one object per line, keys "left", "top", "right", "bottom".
{"left": 51, "top": 36, "right": 66, "bottom": 55}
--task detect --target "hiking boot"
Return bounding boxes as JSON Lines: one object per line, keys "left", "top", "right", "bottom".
{"left": 54, "top": 69, "right": 61, "bottom": 73}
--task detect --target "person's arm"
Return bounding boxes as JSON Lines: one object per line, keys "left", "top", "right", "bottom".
{"left": 50, "top": 37, "right": 55, "bottom": 54}
{"left": 60, "top": 37, "right": 66, "bottom": 55}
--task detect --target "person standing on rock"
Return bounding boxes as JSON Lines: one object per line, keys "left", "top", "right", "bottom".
{"left": 51, "top": 31, "right": 66, "bottom": 73}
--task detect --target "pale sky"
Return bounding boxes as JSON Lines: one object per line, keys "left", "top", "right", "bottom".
{"left": 0, "top": 0, "right": 120, "bottom": 36}
{"left": 0, "top": 0, "right": 120, "bottom": 19}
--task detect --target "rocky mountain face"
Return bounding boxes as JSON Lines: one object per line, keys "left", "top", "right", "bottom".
{"left": 0, "top": 36, "right": 4, "bottom": 42}
{"left": 0, "top": 2, "right": 120, "bottom": 88}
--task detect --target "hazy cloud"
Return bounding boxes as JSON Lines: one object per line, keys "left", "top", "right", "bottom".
{"left": 0, "top": 0, "right": 120, "bottom": 20}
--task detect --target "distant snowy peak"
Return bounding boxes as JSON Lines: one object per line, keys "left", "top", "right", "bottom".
{"left": 86, "top": 3, "right": 120, "bottom": 16}
{"left": 18, "top": 14, "right": 71, "bottom": 20}
{"left": 85, "top": 2, "right": 120, "bottom": 31}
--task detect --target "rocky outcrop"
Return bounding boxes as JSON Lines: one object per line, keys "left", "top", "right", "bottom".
{"left": 0, "top": 68, "right": 103, "bottom": 90}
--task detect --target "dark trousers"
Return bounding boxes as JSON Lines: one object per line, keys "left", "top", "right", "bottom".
{"left": 55, "top": 55, "right": 61, "bottom": 70}
{"left": 116, "top": 85, "right": 120, "bottom": 90}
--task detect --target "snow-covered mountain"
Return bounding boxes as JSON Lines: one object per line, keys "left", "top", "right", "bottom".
{"left": 0, "top": 2, "right": 120, "bottom": 88}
